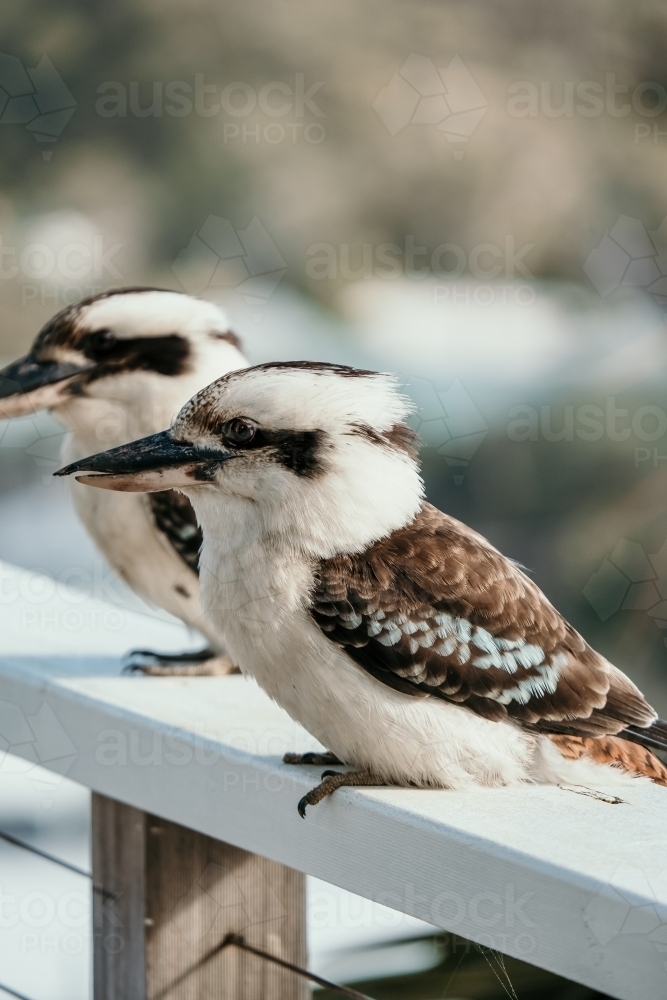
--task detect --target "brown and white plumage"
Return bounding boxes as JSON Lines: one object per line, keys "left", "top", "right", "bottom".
{"left": 55, "top": 362, "right": 667, "bottom": 801}
{"left": 0, "top": 289, "right": 247, "bottom": 672}
{"left": 312, "top": 502, "right": 658, "bottom": 740}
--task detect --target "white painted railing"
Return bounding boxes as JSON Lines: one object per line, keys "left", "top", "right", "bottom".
{"left": 0, "top": 560, "right": 666, "bottom": 1000}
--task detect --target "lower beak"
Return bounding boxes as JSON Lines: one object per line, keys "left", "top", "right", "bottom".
{"left": 54, "top": 430, "right": 233, "bottom": 493}
{"left": 0, "top": 354, "right": 91, "bottom": 418}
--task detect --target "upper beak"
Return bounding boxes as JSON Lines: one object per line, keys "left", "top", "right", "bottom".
{"left": 54, "top": 430, "right": 234, "bottom": 492}
{"left": 0, "top": 353, "right": 92, "bottom": 418}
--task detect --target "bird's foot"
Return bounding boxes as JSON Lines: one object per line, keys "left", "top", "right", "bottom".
{"left": 298, "top": 769, "right": 382, "bottom": 818}
{"left": 123, "top": 648, "right": 238, "bottom": 677}
{"left": 283, "top": 751, "right": 343, "bottom": 767}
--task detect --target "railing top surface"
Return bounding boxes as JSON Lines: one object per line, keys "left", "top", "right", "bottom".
{"left": 1, "top": 560, "right": 666, "bottom": 1000}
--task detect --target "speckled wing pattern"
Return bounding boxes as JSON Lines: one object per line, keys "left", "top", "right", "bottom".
{"left": 311, "top": 502, "right": 659, "bottom": 741}
{"left": 148, "top": 490, "right": 202, "bottom": 575}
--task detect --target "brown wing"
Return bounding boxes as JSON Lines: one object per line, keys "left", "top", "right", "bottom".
{"left": 148, "top": 490, "right": 202, "bottom": 575}
{"left": 311, "top": 502, "right": 657, "bottom": 738}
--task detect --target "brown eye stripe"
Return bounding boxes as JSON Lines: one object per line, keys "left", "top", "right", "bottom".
{"left": 78, "top": 333, "right": 191, "bottom": 376}
{"left": 211, "top": 419, "right": 324, "bottom": 477}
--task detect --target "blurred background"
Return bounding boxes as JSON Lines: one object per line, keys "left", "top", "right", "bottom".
{"left": 2, "top": 1, "right": 667, "bottom": 997}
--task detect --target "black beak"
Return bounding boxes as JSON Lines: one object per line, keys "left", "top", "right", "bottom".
{"left": 0, "top": 353, "right": 92, "bottom": 417}
{"left": 54, "top": 430, "right": 234, "bottom": 492}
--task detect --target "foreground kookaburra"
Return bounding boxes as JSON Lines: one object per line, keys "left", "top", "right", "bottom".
{"left": 56, "top": 362, "right": 667, "bottom": 813}
{"left": 0, "top": 288, "right": 247, "bottom": 674}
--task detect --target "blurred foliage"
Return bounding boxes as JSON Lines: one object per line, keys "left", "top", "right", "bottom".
{"left": 3, "top": 0, "right": 667, "bottom": 305}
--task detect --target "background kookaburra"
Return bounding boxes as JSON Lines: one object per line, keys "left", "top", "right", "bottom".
{"left": 0, "top": 288, "right": 247, "bottom": 673}
{"left": 57, "top": 362, "right": 667, "bottom": 813}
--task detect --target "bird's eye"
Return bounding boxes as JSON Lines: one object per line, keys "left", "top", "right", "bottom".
{"left": 225, "top": 418, "right": 256, "bottom": 446}
{"left": 91, "top": 329, "right": 116, "bottom": 353}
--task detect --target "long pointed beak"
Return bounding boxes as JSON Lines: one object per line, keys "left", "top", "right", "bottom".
{"left": 54, "top": 430, "right": 234, "bottom": 492}
{"left": 0, "top": 354, "right": 92, "bottom": 418}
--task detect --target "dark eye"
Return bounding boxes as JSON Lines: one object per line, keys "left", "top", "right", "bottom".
{"left": 91, "top": 329, "right": 116, "bottom": 353}
{"left": 225, "top": 418, "right": 256, "bottom": 446}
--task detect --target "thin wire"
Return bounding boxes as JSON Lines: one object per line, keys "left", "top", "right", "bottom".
{"left": 224, "top": 934, "right": 376, "bottom": 999}
{"left": 0, "top": 834, "right": 518, "bottom": 1000}
{"left": 0, "top": 829, "right": 115, "bottom": 900}
{"left": 0, "top": 830, "right": 90, "bottom": 879}
{"left": 151, "top": 932, "right": 376, "bottom": 1000}
{"left": 0, "top": 982, "right": 36, "bottom": 1000}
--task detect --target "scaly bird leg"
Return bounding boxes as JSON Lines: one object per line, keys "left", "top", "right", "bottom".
{"left": 123, "top": 647, "right": 238, "bottom": 677}
{"left": 283, "top": 751, "right": 343, "bottom": 767}
{"left": 298, "top": 769, "right": 384, "bottom": 818}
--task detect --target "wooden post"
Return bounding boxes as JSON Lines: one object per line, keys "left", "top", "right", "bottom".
{"left": 92, "top": 793, "right": 308, "bottom": 1000}
{"left": 92, "top": 794, "right": 146, "bottom": 999}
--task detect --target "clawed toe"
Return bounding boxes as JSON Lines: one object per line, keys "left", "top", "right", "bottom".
{"left": 297, "top": 769, "right": 384, "bottom": 818}
{"left": 297, "top": 794, "right": 311, "bottom": 819}
{"left": 282, "top": 751, "right": 342, "bottom": 766}
{"left": 297, "top": 774, "right": 341, "bottom": 817}
{"left": 122, "top": 648, "right": 237, "bottom": 677}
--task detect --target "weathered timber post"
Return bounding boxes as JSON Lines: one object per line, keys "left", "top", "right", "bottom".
{"left": 92, "top": 793, "right": 308, "bottom": 1000}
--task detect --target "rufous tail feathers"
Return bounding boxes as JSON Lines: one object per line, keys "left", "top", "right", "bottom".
{"left": 550, "top": 734, "right": 667, "bottom": 787}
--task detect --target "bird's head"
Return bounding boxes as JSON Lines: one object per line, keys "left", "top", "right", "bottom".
{"left": 0, "top": 288, "right": 246, "bottom": 442}
{"left": 55, "top": 362, "right": 425, "bottom": 556}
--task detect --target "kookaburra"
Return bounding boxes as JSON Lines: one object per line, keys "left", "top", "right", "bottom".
{"left": 56, "top": 362, "right": 667, "bottom": 812}
{"left": 0, "top": 288, "right": 247, "bottom": 674}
